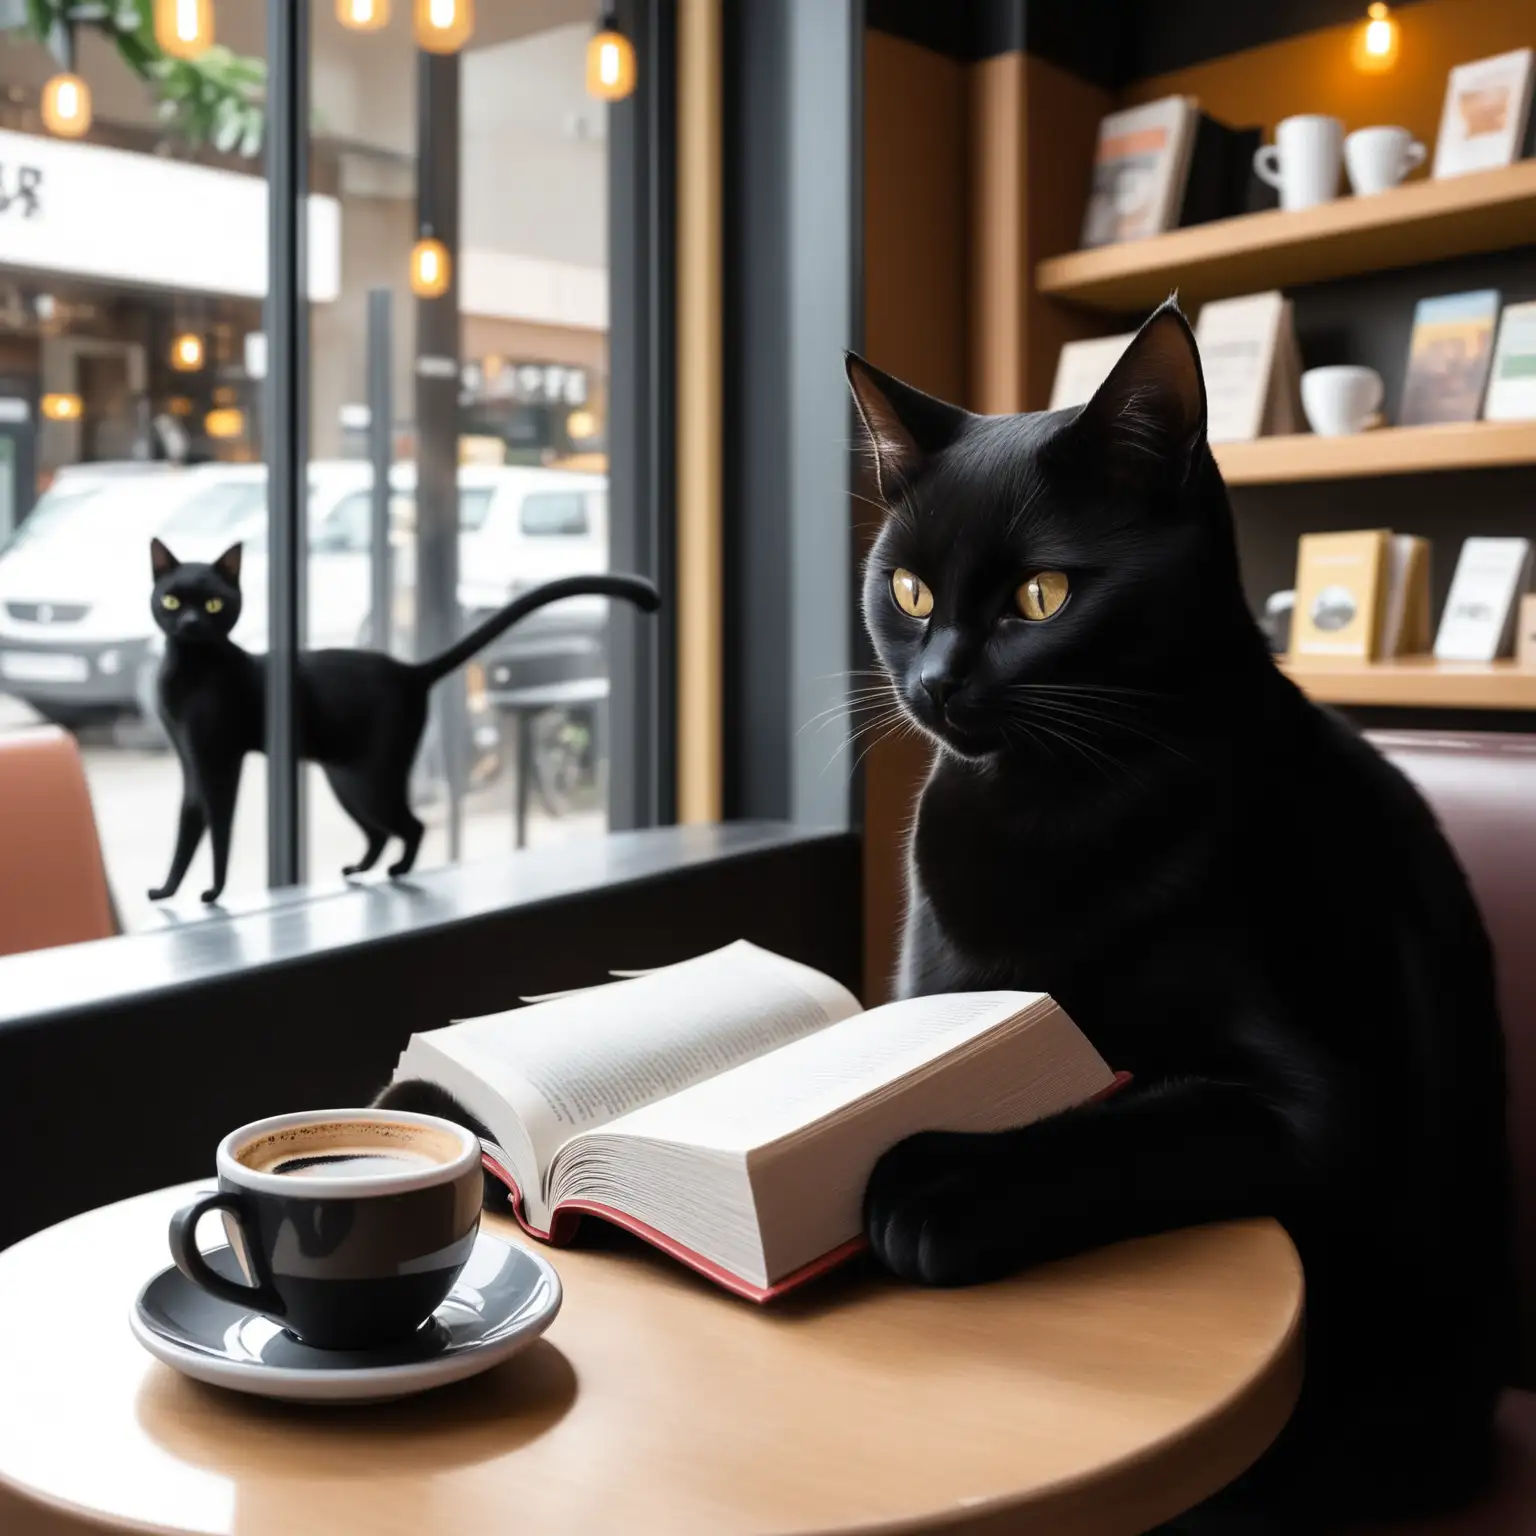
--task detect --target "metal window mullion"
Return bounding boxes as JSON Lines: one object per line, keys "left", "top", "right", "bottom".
{"left": 264, "top": 0, "right": 309, "bottom": 888}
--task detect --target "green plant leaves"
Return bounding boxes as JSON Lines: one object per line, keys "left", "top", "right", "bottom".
{"left": 10, "top": 0, "right": 267, "bottom": 155}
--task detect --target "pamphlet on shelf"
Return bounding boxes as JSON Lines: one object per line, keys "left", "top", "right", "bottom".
{"left": 1434, "top": 537, "right": 1533, "bottom": 662}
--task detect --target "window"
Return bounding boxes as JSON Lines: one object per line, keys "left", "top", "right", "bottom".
{"left": 458, "top": 487, "right": 495, "bottom": 532}
{"left": 519, "top": 491, "right": 591, "bottom": 538}
{"left": 0, "top": 1, "right": 662, "bottom": 937}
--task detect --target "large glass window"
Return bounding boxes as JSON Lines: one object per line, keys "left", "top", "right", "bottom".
{"left": 0, "top": 2, "right": 630, "bottom": 931}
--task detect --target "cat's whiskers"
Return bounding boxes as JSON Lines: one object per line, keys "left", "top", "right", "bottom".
{"left": 1010, "top": 690, "right": 1195, "bottom": 766}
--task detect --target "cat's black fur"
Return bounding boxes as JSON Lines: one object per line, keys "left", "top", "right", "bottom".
{"left": 846, "top": 303, "right": 1512, "bottom": 1524}
{"left": 147, "top": 537, "right": 658, "bottom": 903}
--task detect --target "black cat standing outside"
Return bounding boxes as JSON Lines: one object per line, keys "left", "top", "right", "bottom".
{"left": 146, "top": 539, "right": 658, "bottom": 903}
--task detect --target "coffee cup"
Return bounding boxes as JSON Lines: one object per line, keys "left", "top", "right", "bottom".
{"left": 168, "top": 1108, "right": 483, "bottom": 1350}
{"left": 1300, "top": 366, "right": 1385, "bottom": 437}
{"left": 1345, "top": 125, "right": 1427, "bottom": 195}
{"left": 1254, "top": 115, "right": 1344, "bottom": 211}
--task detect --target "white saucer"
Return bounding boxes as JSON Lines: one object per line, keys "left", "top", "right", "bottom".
{"left": 131, "top": 1230, "right": 561, "bottom": 1403}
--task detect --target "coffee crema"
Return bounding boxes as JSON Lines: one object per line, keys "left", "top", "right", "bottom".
{"left": 235, "top": 1119, "right": 464, "bottom": 1180}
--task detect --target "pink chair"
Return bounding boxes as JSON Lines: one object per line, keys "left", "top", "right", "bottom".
{"left": 0, "top": 725, "right": 117, "bottom": 956}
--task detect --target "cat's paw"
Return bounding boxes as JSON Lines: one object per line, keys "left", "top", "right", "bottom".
{"left": 200, "top": 887, "right": 225, "bottom": 905}
{"left": 147, "top": 885, "right": 176, "bottom": 902}
{"left": 863, "top": 1130, "right": 1013, "bottom": 1287}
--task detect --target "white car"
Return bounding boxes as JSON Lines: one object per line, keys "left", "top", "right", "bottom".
{"left": 0, "top": 464, "right": 215, "bottom": 726}
{"left": 0, "top": 459, "right": 612, "bottom": 728}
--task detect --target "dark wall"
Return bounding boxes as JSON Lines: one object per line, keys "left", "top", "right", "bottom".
{"left": 866, "top": 0, "right": 1436, "bottom": 84}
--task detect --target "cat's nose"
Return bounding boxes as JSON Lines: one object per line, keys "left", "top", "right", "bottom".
{"left": 921, "top": 671, "right": 960, "bottom": 711}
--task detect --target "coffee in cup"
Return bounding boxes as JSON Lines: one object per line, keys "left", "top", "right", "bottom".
{"left": 169, "top": 1108, "right": 483, "bottom": 1350}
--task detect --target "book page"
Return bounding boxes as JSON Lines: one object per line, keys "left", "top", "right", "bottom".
{"left": 411, "top": 941, "right": 861, "bottom": 1181}
{"left": 586, "top": 992, "right": 1061, "bottom": 1155}
{"left": 547, "top": 993, "right": 1116, "bottom": 1288}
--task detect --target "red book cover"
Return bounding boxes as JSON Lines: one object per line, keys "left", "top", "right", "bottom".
{"left": 483, "top": 1069, "right": 1132, "bottom": 1303}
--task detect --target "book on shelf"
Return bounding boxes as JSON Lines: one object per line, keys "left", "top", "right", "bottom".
{"left": 1379, "top": 535, "right": 1432, "bottom": 658}
{"left": 1048, "top": 332, "right": 1135, "bottom": 412}
{"left": 1290, "top": 529, "right": 1430, "bottom": 662}
{"left": 1431, "top": 47, "right": 1535, "bottom": 180}
{"left": 1079, "top": 96, "right": 1199, "bottom": 248}
{"left": 1434, "top": 537, "right": 1533, "bottom": 663}
{"left": 1516, "top": 595, "right": 1536, "bottom": 668}
{"left": 1195, "top": 292, "right": 1304, "bottom": 442}
{"left": 1178, "top": 114, "right": 1272, "bottom": 225}
{"left": 388, "top": 941, "right": 1121, "bottom": 1301}
{"left": 1399, "top": 290, "right": 1502, "bottom": 427}
{"left": 1484, "top": 301, "right": 1536, "bottom": 422}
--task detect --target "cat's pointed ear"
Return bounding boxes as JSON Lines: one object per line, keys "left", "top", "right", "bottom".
{"left": 214, "top": 543, "right": 242, "bottom": 585}
{"left": 845, "top": 354, "right": 967, "bottom": 502}
{"left": 1073, "top": 299, "right": 1206, "bottom": 489}
{"left": 150, "top": 538, "right": 179, "bottom": 578}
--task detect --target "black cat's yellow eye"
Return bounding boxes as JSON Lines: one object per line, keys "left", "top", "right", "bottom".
{"left": 205, "top": 598, "right": 224, "bottom": 614}
{"left": 891, "top": 569, "right": 934, "bottom": 619}
{"left": 161, "top": 594, "right": 181, "bottom": 611}
{"left": 1016, "top": 571, "right": 1069, "bottom": 622}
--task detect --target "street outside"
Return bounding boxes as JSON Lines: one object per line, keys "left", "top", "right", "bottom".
{"left": 0, "top": 693, "right": 605, "bottom": 933}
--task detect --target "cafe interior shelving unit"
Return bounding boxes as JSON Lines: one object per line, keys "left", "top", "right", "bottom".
{"left": 1033, "top": 157, "right": 1536, "bottom": 715}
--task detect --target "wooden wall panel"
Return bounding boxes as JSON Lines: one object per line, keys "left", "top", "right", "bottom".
{"left": 1120, "top": 0, "right": 1535, "bottom": 148}
{"left": 677, "top": 0, "right": 724, "bottom": 824}
{"left": 860, "top": 30, "right": 968, "bottom": 1001}
{"left": 968, "top": 52, "right": 1113, "bottom": 413}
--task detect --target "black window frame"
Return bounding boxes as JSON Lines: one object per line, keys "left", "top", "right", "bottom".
{"left": 261, "top": 0, "right": 678, "bottom": 884}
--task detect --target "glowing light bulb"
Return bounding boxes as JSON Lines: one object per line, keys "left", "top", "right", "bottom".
{"left": 586, "top": 19, "right": 636, "bottom": 101}
{"left": 1352, "top": 2, "right": 1400, "bottom": 73}
{"left": 414, "top": 0, "right": 474, "bottom": 53}
{"left": 338, "top": 0, "right": 390, "bottom": 30}
{"left": 41, "top": 74, "right": 91, "bottom": 138}
{"left": 170, "top": 333, "right": 205, "bottom": 372}
{"left": 155, "top": 0, "right": 214, "bottom": 60}
{"left": 566, "top": 408, "right": 598, "bottom": 441}
{"left": 204, "top": 408, "right": 246, "bottom": 440}
{"left": 411, "top": 236, "right": 451, "bottom": 298}
{"left": 41, "top": 393, "right": 83, "bottom": 422}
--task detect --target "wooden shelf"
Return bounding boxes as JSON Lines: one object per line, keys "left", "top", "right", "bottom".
{"left": 1035, "top": 161, "right": 1536, "bottom": 313}
{"left": 1211, "top": 420, "right": 1536, "bottom": 485}
{"left": 1281, "top": 658, "right": 1536, "bottom": 711}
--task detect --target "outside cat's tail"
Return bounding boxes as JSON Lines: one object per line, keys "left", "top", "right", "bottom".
{"left": 413, "top": 573, "right": 661, "bottom": 686}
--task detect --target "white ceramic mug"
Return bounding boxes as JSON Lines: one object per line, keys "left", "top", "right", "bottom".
{"left": 1254, "top": 115, "right": 1344, "bottom": 211}
{"left": 1344, "top": 125, "right": 1427, "bottom": 195}
{"left": 1300, "top": 366, "right": 1385, "bottom": 436}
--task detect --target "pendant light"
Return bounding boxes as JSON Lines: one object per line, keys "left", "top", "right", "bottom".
{"left": 41, "top": 393, "right": 83, "bottom": 422}
{"left": 410, "top": 231, "right": 451, "bottom": 298}
{"left": 1351, "top": 3, "right": 1400, "bottom": 73}
{"left": 414, "top": 0, "right": 474, "bottom": 54}
{"left": 170, "top": 332, "right": 206, "bottom": 372}
{"left": 586, "top": 12, "right": 636, "bottom": 101}
{"left": 41, "top": 72, "right": 91, "bottom": 138}
{"left": 155, "top": 0, "right": 215, "bottom": 60}
{"left": 338, "top": 0, "right": 390, "bottom": 30}
{"left": 41, "top": 25, "right": 91, "bottom": 140}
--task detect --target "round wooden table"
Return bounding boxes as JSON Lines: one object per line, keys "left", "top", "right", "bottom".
{"left": 0, "top": 1183, "right": 1303, "bottom": 1536}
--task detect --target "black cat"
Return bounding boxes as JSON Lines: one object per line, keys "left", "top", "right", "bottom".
{"left": 147, "top": 536, "right": 658, "bottom": 903}
{"left": 846, "top": 303, "right": 1511, "bottom": 1524}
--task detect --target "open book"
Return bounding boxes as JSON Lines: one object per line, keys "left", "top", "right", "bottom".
{"left": 390, "top": 942, "right": 1119, "bottom": 1301}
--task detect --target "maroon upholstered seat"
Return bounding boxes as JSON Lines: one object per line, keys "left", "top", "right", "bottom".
{"left": 1354, "top": 732, "right": 1536, "bottom": 1535}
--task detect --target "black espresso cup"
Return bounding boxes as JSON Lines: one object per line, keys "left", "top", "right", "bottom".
{"left": 169, "top": 1108, "right": 483, "bottom": 1350}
